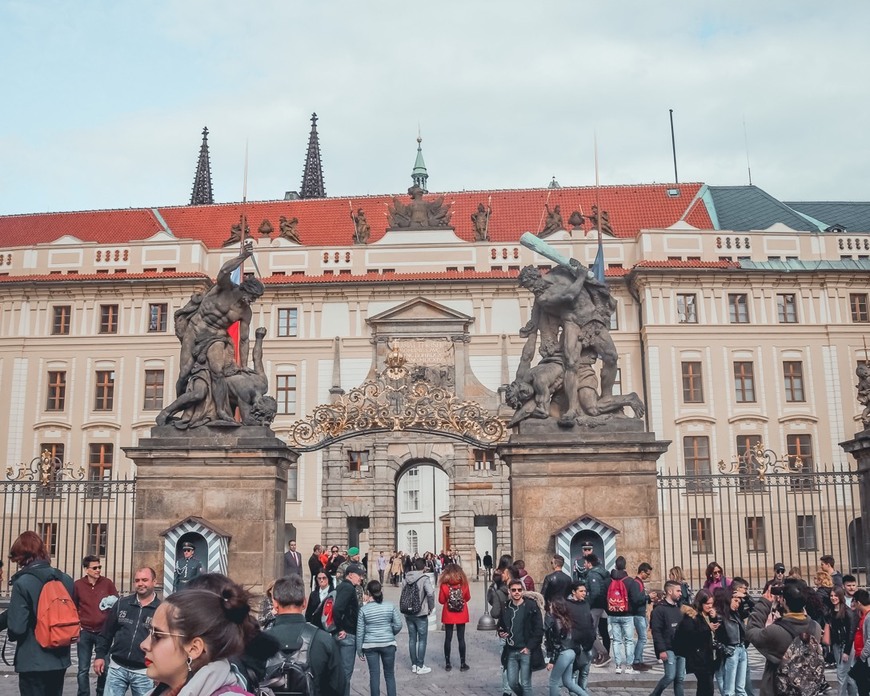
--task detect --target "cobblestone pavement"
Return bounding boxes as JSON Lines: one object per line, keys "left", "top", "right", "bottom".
{"left": 0, "top": 580, "right": 827, "bottom": 696}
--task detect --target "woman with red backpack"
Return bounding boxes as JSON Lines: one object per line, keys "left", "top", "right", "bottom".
{"left": 438, "top": 563, "right": 471, "bottom": 672}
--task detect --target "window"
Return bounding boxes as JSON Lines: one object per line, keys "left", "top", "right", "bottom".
{"left": 88, "top": 523, "right": 108, "bottom": 557}
{"left": 689, "top": 518, "right": 713, "bottom": 554}
{"left": 148, "top": 303, "right": 168, "bottom": 332}
{"left": 46, "top": 371, "right": 66, "bottom": 411}
{"left": 88, "top": 444, "right": 113, "bottom": 480}
{"left": 348, "top": 451, "right": 368, "bottom": 472}
{"left": 406, "top": 530, "right": 419, "bottom": 555}
{"left": 683, "top": 436, "right": 712, "bottom": 493}
{"left": 783, "top": 361, "right": 805, "bottom": 402}
{"left": 776, "top": 293, "right": 798, "bottom": 323}
{"left": 728, "top": 294, "right": 749, "bottom": 324}
{"left": 797, "top": 515, "right": 818, "bottom": 551}
{"left": 52, "top": 306, "right": 71, "bottom": 335}
{"left": 609, "top": 310, "right": 618, "bottom": 331}
{"left": 143, "top": 370, "right": 165, "bottom": 410}
{"left": 736, "top": 435, "right": 764, "bottom": 492}
{"left": 681, "top": 361, "right": 704, "bottom": 403}
{"left": 276, "top": 375, "right": 297, "bottom": 415}
{"left": 473, "top": 449, "right": 497, "bottom": 471}
{"left": 676, "top": 294, "right": 697, "bottom": 323}
{"left": 278, "top": 308, "right": 298, "bottom": 337}
{"left": 850, "top": 294, "right": 869, "bottom": 323}
{"left": 99, "top": 304, "right": 119, "bottom": 334}
{"left": 745, "top": 517, "right": 766, "bottom": 552}
{"left": 38, "top": 523, "right": 59, "bottom": 556}
{"left": 733, "top": 361, "right": 756, "bottom": 403}
{"left": 402, "top": 467, "right": 421, "bottom": 512}
{"left": 787, "top": 434, "right": 815, "bottom": 491}
{"left": 612, "top": 368, "right": 623, "bottom": 396}
{"left": 94, "top": 370, "right": 115, "bottom": 411}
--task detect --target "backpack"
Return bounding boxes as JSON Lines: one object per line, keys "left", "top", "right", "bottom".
{"left": 606, "top": 577, "right": 629, "bottom": 614}
{"left": 399, "top": 576, "right": 424, "bottom": 615}
{"left": 319, "top": 590, "right": 338, "bottom": 633}
{"left": 260, "top": 623, "right": 317, "bottom": 696}
{"left": 586, "top": 566, "right": 608, "bottom": 606}
{"left": 447, "top": 585, "right": 465, "bottom": 613}
{"left": 773, "top": 620, "right": 825, "bottom": 696}
{"left": 28, "top": 571, "right": 80, "bottom": 648}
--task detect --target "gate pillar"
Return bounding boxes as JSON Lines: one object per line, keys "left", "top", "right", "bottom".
{"left": 124, "top": 425, "right": 296, "bottom": 596}
{"left": 841, "top": 428, "right": 870, "bottom": 574}
{"left": 499, "top": 421, "right": 669, "bottom": 584}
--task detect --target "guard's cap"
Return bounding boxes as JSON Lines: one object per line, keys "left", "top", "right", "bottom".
{"left": 182, "top": 542, "right": 195, "bottom": 551}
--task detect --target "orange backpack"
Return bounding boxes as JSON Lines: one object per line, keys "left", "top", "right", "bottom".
{"left": 31, "top": 572, "right": 81, "bottom": 648}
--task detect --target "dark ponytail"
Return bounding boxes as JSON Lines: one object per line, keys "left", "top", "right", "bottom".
{"left": 366, "top": 580, "right": 384, "bottom": 603}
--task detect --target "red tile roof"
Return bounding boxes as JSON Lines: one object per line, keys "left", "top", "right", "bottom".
{"left": 0, "top": 184, "right": 712, "bottom": 250}
{"left": 0, "top": 271, "right": 210, "bottom": 283}
{"left": 633, "top": 260, "right": 740, "bottom": 269}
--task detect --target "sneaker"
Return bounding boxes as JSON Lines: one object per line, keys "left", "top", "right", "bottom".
{"left": 416, "top": 665, "right": 431, "bottom": 675}
{"left": 615, "top": 666, "right": 623, "bottom": 674}
{"left": 460, "top": 663, "right": 470, "bottom": 672}
{"left": 411, "top": 665, "right": 418, "bottom": 674}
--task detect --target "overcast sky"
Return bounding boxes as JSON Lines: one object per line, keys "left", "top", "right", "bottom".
{"left": 1, "top": 1, "right": 867, "bottom": 216}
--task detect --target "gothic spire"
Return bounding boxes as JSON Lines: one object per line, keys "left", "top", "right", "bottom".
{"left": 411, "top": 132, "right": 429, "bottom": 193}
{"left": 299, "top": 113, "right": 326, "bottom": 199}
{"left": 189, "top": 126, "right": 214, "bottom": 205}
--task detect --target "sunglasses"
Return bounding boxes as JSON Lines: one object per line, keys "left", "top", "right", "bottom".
{"left": 509, "top": 588, "right": 524, "bottom": 593}
{"left": 147, "top": 626, "right": 185, "bottom": 642}
{"left": 89, "top": 566, "right": 102, "bottom": 570}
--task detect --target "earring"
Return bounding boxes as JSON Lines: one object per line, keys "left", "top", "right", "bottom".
{"left": 187, "top": 656, "right": 193, "bottom": 672}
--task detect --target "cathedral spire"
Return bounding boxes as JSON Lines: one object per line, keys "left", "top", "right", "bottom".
{"left": 299, "top": 113, "right": 326, "bottom": 199}
{"left": 189, "top": 127, "right": 214, "bottom": 205}
{"left": 411, "top": 131, "right": 429, "bottom": 193}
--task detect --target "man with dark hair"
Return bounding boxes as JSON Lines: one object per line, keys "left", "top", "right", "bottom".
{"left": 333, "top": 562, "right": 364, "bottom": 696}
{"left": 820, "top": 555, "right": 844, "bottom": 588}
{"left": 565, "top": 581, "right": 596, "bottom": 691}
{"left": 632, "top": 562, "right": 653, "bottom": 671}
{"left": 649, "top": 580, "right": 685, "bottom": 696}
{"left": 283, "top": 540, "right": 303, "bottom": 579}
{"left": 483, "top": 551, "right": 494, "bottom": 577}
{"left": 403, "top": 557, "right": 435, "bottom": 675}
{"left": 94, "top": 567, "right": 159, "bottom": 696}
{"left": 308, "top": 545, "right": 324, "bottom": 591}
{"left": 746, "top": 580, "right": 822, "bottom": 695}
{"left": 844, "top": 574, "right": 859, "bottom": 609}
{"left": 582, "top": 553, "right": 611, "bottom": 666}
{"left": 498, "top": 578, "right": 544, "bottom": 696}
{"left": 762, "top": 562, "right": 786, "bottom": 593}
{"left": 607, "top": 555, "right": 643, "bottom": 675}
{"left": 266, "top": 574, "right": 346, "bottom": 696}
{"left": 515, "top": 560, "right": 535, "bottom": 591}
{"left": 540, "top": 555, "right": 572, "bottom": 610}
{"left": 73, "top": 555, "right": 118, "bottom": 696}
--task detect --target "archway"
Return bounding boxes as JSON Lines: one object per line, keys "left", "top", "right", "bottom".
{"left": 395, "top": 460, "right": 450, "bottom": 555}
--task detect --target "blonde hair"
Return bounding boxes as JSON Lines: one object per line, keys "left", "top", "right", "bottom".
{"left": 815, "top": 570, "right": 833, "bottom": 588}
{"left": 669, "top": 566, "right": 685, "bottom": 582}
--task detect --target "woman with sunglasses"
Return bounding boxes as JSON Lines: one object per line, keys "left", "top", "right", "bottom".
{"left": 140, "top": 581, "right": 256, "bottom": 696}
{"left": 703, "top": 562, "right": 731, "bottom": 591}
{"left": 306, "top": 571, "right": 335, "bottom": 625}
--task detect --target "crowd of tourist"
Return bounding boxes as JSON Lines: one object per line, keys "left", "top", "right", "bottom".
{"left": 2, "top": 528, "right": 869, "bottom": 696}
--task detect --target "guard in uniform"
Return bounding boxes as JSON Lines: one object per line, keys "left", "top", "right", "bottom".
{"left": 175, "top": 542, "right": 203, "bottom": 590}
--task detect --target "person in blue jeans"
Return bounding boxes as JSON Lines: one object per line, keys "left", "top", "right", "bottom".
{"left": 632, "top": 562, "right": 653, "bottom": 671}
{"left": 356, "top": 580, "right": 403, "bottom": 696}
{"left": 498, "top": 578, "right": 544, "bottom": 696}
{"left": 402, "top": 558, "right": 435, "bottom": 674}
{"left": 649, "top": 580, "right": 686, "bottom": 696}
{"left": 713, "top": 588, "right": 747, "bottom": 696}
{"left": 545, "top": 598, "right": 589, "bottom": 696}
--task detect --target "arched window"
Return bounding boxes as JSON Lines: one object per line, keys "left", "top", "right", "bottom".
{"left": 406, "top": 529, "right": 418, "bottom": 555}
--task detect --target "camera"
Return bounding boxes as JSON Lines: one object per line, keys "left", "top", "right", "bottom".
{"left": 770, "top": 585, "right": 786, "bottom": 595}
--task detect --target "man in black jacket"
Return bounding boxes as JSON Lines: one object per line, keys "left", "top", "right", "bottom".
{"left": 582, "top": 553, "right": 611, "bottom": 666}
{"left": 649, "top": 580, "right": 685, "bottom": 696}
{"left": 540, "top": 555, "right": 572, "bottom": 611}
{"left": 498, "top": 579, "right": 544, "bottom": 696}
{"left": 332, "top": 562, "right": 363, "bottom": 696}
{"left": 94, "top": 567, "right": 160, "bottom": 696}
{"left": 566, "top": 581, "right": 596, "bottom": 691}
{"left": 266, "top": 574, "right": 346, "bottom": 696}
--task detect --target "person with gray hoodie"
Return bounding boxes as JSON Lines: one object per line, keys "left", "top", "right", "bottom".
{"left": 402, "top": 558, "right": 435, "bottom": 674}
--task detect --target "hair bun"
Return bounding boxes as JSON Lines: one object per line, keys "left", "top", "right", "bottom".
{"left": 220, "top": 586, "right": 252, "bottom": 624}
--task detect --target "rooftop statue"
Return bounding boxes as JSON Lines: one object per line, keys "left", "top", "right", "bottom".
{"left": 509, "top": 237, "right": 644, "bottom": 428}
{"left": 539, "top": 204, "right": 563, "bottom": 238}
{"left": 471, "top": 202, "right": 491, "bottom": 241}
{"left": 858, "top": 362, "right": 870, "bottom": 429}
{"left": 278, "top": 216, "right": 301, "bottom": 243}
{"left": 223, "top": 216, "right": 251, "bottom": 247}
{"left": 388, "top": 185, "right": 452, "bottom": 229}
{"left": 157, "top": 244, "right": 275, "bottom": 428}
{"left": 351, "top": 208, "right": 371, "bottom": 244}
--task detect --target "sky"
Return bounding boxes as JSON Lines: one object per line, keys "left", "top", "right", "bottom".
{"left": 1, "top": 1, "right": 868, "bottom": 216}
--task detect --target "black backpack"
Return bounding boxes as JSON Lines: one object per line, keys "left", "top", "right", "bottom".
{"left": 400, "top": 576, "right": 424, "bottom": 615}
{"left": 260, "top": 623, "right": 318, "bottom": 696}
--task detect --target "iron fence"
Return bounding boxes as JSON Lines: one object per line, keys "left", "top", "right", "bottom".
{"left": 0, "top": 478, "right": 136, "bottom": 598}
{"left": 657, "top": 462, "right": 863, "bottom": 591}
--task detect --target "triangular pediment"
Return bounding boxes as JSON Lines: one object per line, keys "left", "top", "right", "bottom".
{"left": 143, "top": 229, "right": 177, "bottom": 242}
{"left": 159, "top": 515, "right": 232, "bottom": 540}
{"left": 49, "top": 234, "right": 86, "bottom": 245}
{"left": 552, "top": 514, "right": 620, "bottom": 538}
{"left": 367, "top": 297, "right": 474, "bottom": 326}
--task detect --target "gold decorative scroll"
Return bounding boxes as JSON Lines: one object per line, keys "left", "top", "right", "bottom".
{"left": 717, "top": 441, "right": 802, "bottom": 482}
{"left": 6, "top": 450, "right": 86, "bottom": 487}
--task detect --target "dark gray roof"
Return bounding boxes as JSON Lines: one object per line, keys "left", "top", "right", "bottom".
{"left": 739, "top": 258, "right": 870, "bottom": 272}
{"left": 783, "top": 201, "right": 870, "bottom": 233}
{"left": 706, "top": 185, "right": 819, "bottom": 232}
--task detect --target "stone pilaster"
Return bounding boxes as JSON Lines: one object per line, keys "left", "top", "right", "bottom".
{"left": 840, "top": 428, "right": 870, "bottom": 572}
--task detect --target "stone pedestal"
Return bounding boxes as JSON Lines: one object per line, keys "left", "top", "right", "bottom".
{"left": 124, "top": 425, "right": 297, "bottom": 596}
{"left": 840, "top": 428, "right": 870, "bottom": 572}
{"left": 498, "top": 421, "right": 669, "bottom": 582}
